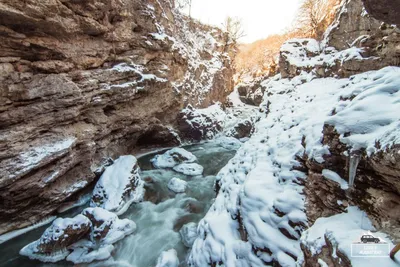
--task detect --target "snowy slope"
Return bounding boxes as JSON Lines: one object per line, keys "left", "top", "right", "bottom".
{"left": 189, "top": 67, "right": 400, "bottom": 266}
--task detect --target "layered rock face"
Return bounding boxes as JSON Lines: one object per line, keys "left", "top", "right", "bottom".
{"left": 326, "top": 0, "right": 400, "bottom": 67}
{"left": 0, "top": 0, "right": 234, "bottom": 234}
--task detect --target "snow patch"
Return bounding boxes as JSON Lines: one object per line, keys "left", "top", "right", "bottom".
{"left": 322, "top": 169, "right": 349, "bottom": 190}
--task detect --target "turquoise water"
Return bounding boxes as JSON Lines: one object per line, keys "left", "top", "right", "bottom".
{"left": 0, "top": 140, "right": 237, "bottom": 267}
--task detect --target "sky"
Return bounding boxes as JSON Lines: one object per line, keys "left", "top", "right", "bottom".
{"left": 182, "top": 0, "right": 302, "bottom": 43}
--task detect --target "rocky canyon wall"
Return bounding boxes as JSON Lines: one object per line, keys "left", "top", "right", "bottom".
{"left": 0, "top": 0, "right": 234, "bottom": 234}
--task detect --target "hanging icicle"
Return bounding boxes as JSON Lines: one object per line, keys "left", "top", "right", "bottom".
{"left": 348, "top": 151, "right": 361, "bottom": 188}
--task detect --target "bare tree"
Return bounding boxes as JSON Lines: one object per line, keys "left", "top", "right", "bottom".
{"left": 222, "top": 16, "right": 246, "bottom": 45}
{"left": 295, "top": 0, "right": 339, "bottom": 39}
{"left": 176, "top": 0, "right": 192, "bottom": 18}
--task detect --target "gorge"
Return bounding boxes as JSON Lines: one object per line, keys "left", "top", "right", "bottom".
{"left": 0, "top": 0, "right": 400, "bottom": 266}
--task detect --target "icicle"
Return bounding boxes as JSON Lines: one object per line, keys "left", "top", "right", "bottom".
{"left": 348, "top": 151, "right": 361, "bottom": 188}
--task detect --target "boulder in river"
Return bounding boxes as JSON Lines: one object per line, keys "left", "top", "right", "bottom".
{"left": 90, "top": 155, "right": 144, "bottom": 215}
{"left": 20, "top": 207, "right": 136, "bottom": 264}
{"left": 156, "top": 249, "right": 180, "bottom": 267}
{"left": 228, "top": 119, "right": 255, "bottom": 139}
{"left": 19, "top": 215, "right": 91, "bottom": 262}
{"left": 67, "top": 207, "right": 136, "bottom": 264}
{"left": 82, "top": 207, "right": 136, "bottom": 245}
{"left": 167, "top": 178, "right": 188, "bottom": 193}
{"left": 179, "top": 222, "right": 198, "bottom": 248}
{"left": 173, "top": 163, "right": 204, "bottom": 176}
{"left": 151, "top": 148, "right": 197, "bottom": 169}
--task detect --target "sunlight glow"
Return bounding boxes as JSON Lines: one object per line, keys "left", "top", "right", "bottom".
{"left": 183, "top": 0, "right": 302, "bottom": 43}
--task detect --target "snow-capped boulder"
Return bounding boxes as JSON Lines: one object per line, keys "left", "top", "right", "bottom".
{"left": 179, "top": 222, "right": 198, "bottom": 248}
{"left": 65, "top": 207, "right": 136, "bottom": 264}
{"left": 173, "top": 163, "right": 204, "bottom": 176}
{"left": 167, "top": 178, "right": 188, "bottom": 193}
{"left": 90, "top": 155, "right": 144, "bottom": 215}
{"left": 19, "top": 215, "right": 91, "bottom": 262}
{"left": 177, "top": 104, "right": 226, "bottom": 141}
{"left": 155, "top": 249, "right": 179, "bottom": 267}
{"left": 151, "top": 148, "right": 196, "bottom": 169}
{"left": 20, "top": 207, "right": 136, "bottom": 264}
{"left": 82, "top": 207, "right": 136, "bottom": 245}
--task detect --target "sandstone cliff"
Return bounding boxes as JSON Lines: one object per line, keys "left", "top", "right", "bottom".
{"left": 0, "top": 0, "right": 234, "bottom": 234}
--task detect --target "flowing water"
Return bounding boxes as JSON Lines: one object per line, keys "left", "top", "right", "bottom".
{"left": 0, "top": 139, "right": 238, "bottom": 267}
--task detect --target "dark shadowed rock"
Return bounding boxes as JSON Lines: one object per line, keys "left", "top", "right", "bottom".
{"left": 230, "top": 119, "right": 255, "bottom": 139}
{"left": 177, "top": 104, "right": 225, "bottom": 141}
{"left": 362, "top": 0, "right": 400, "bottom": 25}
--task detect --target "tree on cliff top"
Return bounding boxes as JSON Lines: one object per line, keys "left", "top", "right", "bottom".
{"left": 176, "top": 0, "right": 193, "bottom": 17}
{"left": 222, "top": 16, "right": 246, "bottom": 45}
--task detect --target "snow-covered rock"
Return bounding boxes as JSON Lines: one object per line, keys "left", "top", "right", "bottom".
{"left": 322, "top": 169, "right": 349, "bottom": 190}
{"left": 279, "top": 38, "right": 382, "bottom": 79}
{"left": 82, "top": 207, "right": 136, "bottom": 245}
{"left": 65, "top": 208, "right": 136, "bottom": 264}
{"left": 155, "top": 249, "right": 179, "bottom": 267}
{"left": 20, "top": 207, "right": 136, "bottom": 264}
{"left": 167, "top": 178, "right": 188, "bottom": 193}
{"left": 300, "top": 206, "right": 399, "bottom": 267}
{"left": 189, "top": 67, "right": 400, "bottom": 266}
{"left": 177, "top": 103, "right": 226, "bottom": 141}
{"left": 326, "top": 67, "right": 400, "bottom": 156}
{"left": 91, "top": 155, "right": 144, "bottom": 215}
{"left": 19, "top": 215, "right": 91, "bottom": 262}
{"left": 179, "top": 222, "right": 198, "bottom": 248}
{"left": 173, "top": 163, "right": 204, "bottom": 176}
{"left": 151, "top": 148, "right": 197, "bottom": 169}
